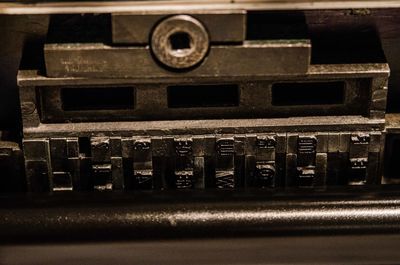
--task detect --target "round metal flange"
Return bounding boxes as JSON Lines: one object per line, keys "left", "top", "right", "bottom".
{"left": 151, "top": 15, "right": 210, "bottom": 70}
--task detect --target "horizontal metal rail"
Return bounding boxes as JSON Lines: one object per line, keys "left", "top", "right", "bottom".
{"left": 1, "top": 186, "right": 400, "bottom": 242}
{"left": 1, "top": 0, "right": 400, "bottom": 14}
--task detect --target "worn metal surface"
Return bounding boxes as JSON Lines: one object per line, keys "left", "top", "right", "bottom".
{"left": 385, "top": 113, "right": 400, "bottom": 133}
{"left": 17, "top": 64, "right": 388, "bottom": 123}
{"left": 1, "top": 189, "right": 400, "bottom": 241}
{"left": 44, "top": 40, "right": 311, "bottom": 77}
{"left": 151, "top": 15, "right": 210, "bottom": 69}
{"left": 2, "top": 1, "right": 400, "bottom": 14}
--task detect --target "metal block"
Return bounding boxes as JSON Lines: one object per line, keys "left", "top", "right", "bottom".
{"left": 348, "top": 158, "right": 368, "bottom": 185}
{"left": 245, "top": 135, "right": 257, "bottom": 156}
{"left": 112, "top": 11, "right": 246, "bottom": 44}
{"left": 370, "top": 110, "right": 386, "bottom": 119}
{"left": 316, "top": 133, "right": 329, "bottom": 153}
{"left": 67, "top": 156, "right": 81, "bottom": 190}
{"left": 19, "top": 86, "right": 40, "bottom": 128}
{"left": 25, "top": 160, "right": 51, "bottom": 192}
{"left": 215, "top": 138, "right": 235, "bottom": 189}
{"left": 44, "top": 41, "right": 311, "bottom": 78}
{"left": 192, "top": 136, "right": 214, "bottom": 188}
{"left": 370, "top": 88, "right": 388, "bottom": 111}
{"left": 275, "top": 153, "right": 286, "bottom": 187}
{"left": 297, "top": 136, "right": 317, "bottom": 167}
{"left": 216, "top": 138, "right": 235, "bottom": 157}
{"left": 49, "top": 138, "right": 67, "bottom": 172}
{"left": 234, "top": 136, "right": 246, "bottom": 156}
{"left": 133, "top": 138, "right": 153, "bottom": 189}
{"left": 287, "top": 134, "right": 298, "bottom": 154}
{"left": 215, "top": 170, "right": 235, "bottom": 189}
{"left": 66, "top": 138, "right": 79, "bottom": 158}
{"left": 134, "top": 139, "right": 151, "bottom": 153}
{"left": 327, "top": 153, "right": 339, "bottom": 185}
{"left": 150, "top": 138, "right": 167, "bottom": 165}
{"left": 52, "top": 172, "right": 73, "bottom": 191}
{"left": 121, "top": 138, "right": 134, "bottom": 158}
{"left": 111, "top": 157, "right": 124, "bottom": 190}
{"left": 79, "top": 157, "right": 93, "bottom": 190}
{"left": 175, "top": 138, "right": 193, "bottom": 157}
{"left": 369, "top": 132, "right": 383, "bottom": 153}
{"left": 134, "top": 170, "right": 154, "bottom": 189}
{"left": 91, "top": 137, "right": 111, "bottom": 163}
{"left": 370, "top": 77, "right": 389, "bottom": 113}
{"left": 203, "top": 136, "right": 215, "bottom": 157}
{"left": 244, "top": 155, "right": 256, "bottom": 188}
{"left": 93, "top": 164, "right": 113, "bottom": 191}
{"left": 175, "top": 170, "right": 194, "bottom": 189}
{"left": 192, "top": 136, "right": 205, "bottom": 157}
{"left": 20, "top": 63, "right": 388, "bottom": 126}
{"left": 256, "top": 135, "right": 276, "bottom": 160}
{"left": 349, "top": 133, "right": 370, "bottom": 158}
{"left": 315, "top": 153, "right": 328, "bottom": 187}
{"left": 23, "top": 139, "right": 53, "bottom": 192}
{"left": 110, "top": 137, "right": 122, "bottom": 157}
{"left": 285, "top": 153, "right": 297, "bottom": 187}
{"left": 297, "top": 166, "right": 315, "bottom": 187}
{"left": 255, "top": 161, "right": 276, "bottom": 188}
{"left": 23, "top": 139, "right": 50, "bottom": 161}
{"left": 193, "top": 156, "right": 205, "bottom": 189}
{"left": 50, "top": 138, "right": 73, "bottom": 191}
{"left": 339, "top": 133, "right": 351, "bottom": 152}
{"left": 276, "top": 133, "right": 287, "bottom": 154}
{"left": 174, "top": 138, "right": 194, "bottom": 189}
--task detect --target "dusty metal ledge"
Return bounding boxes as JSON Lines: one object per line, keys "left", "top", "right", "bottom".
{"left": 2, "top": 0, "right": 400, "bottom": 15}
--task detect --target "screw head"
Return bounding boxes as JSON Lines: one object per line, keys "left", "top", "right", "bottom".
{"left": 151, "top": 15, "right": 209, "bottom": 70}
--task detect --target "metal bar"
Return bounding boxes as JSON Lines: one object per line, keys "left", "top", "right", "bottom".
{"left": 43, "top": 41, "right": 311, "bottom": 78}
{"left": 1, "top": 188, "right": 400, "bottom": 241}
{"left": 18, "top": 64, "right": 391, "bottom": 86}
{"left": 22, "top": 116, "right": 384, "bottom": 138}
{"left": 2, "top": 1, "right": 400, "bottom": 15}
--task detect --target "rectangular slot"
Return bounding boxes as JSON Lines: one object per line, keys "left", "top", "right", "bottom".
{"left": 168, "top": 84, "right": 239, "bottom": 108}
{"left": 271, "top": 81, "right": 345, "bottom": 106}
{"left": 61, "top": 87, "right": 135, "bottom": 111}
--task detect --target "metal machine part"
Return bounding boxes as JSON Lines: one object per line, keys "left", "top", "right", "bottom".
{"left": 150, "top": 15, "right": 210, "bottom": 69}
{"left": 112, "top": 11, "right": 246, "bottom": 44}
{"left": 2, "top": 188, "right": 400, "bottom": 240}
{"left": 18, "top": 61, "right": 389, "bottom": 192}
{"left": 15, "top": 7, "right": 390, "bottom": 192}
{"left": 20, "top": 65, "right": 386, "bottom": 122}
{"left": 2, "top": 1, "right": 400, "bottom": 14}
{"left": 43, "top": 10, "right": 311, "bottom": 77}
{"left": 1, "top": 3, "right": 400, "bottom": 264}
{"left": 43, "top": 41, "right": 311, "bottom": 78}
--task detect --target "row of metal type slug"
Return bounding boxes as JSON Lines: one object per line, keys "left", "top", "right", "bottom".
{"left": 16, "top": 132, "right": 381, "bottom": 192}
